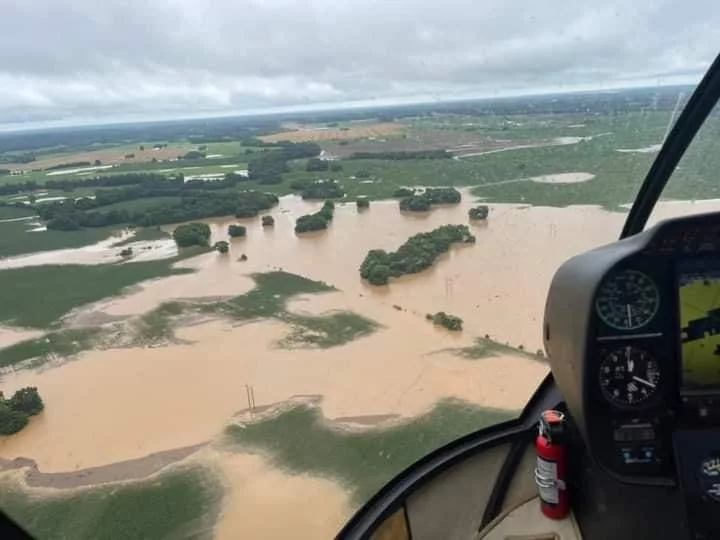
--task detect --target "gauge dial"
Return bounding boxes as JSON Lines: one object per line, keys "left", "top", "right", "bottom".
{"left": 595, "top": 270, "right": 660, "bottom": 330}
{"left": 599, "top": 346, "right": 661, "bottom": 407}
{"left": 699, "top": 457, "right": 720, "bottom": 502}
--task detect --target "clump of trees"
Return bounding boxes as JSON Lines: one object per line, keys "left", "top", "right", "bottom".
{"left": 360, "top": 225, "right": 476, "bottom": 285}
{"left": 350, "top": 150, "right": 451, "bottom": 160}
{"left": 214, "top": 241, "right": 230, "bottom": 253}
{"left": 306, "top": 158, "right": 330, "bottom": 172}
{"left": 228, "top": 224, "right": 247, "bottom": 237}
{"left": 173, "top": 222, "right": 211, "bottom": 247}
{"left": 181, "top": 150, "right": 206, "bottom": 160}
{"left": 262, "top": 215, "right": 275, "bottom": 227}
{"left": 301, "top": 180, "right": 345, "bottom": 200}
{"left": 295, "top": 200, "right": 335, "bottom": 233}
{"left": 356, "top": 198, "right": 370, "bottom": 209}
{"left": 399, "top": 188, "right": 462, "bottom": 212}
{"left": 429, "top": 312, "right": 463, "bottom": 331}
{"left": 0, "top": 387, "right": 44, "bottom": 436}
{"left": 469, "top": 205, "right": 489, "bottom": 220}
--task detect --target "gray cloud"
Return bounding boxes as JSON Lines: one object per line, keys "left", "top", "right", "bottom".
{"left": 0, "top": 0, "right": 718, "bottom": 124}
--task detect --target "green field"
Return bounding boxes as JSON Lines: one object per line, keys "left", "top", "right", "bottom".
{"left": 0, "top": 219, "right": 117, "bottom": 259}
{"left": 0, "top": 247, "right": 206, "bottom": 329}
{"left": 224, "top": 398, "right": 514, "bottom": 504}
{"left": 0, "top": 467, "right": 220, "bottom": 540}
{"left": 442, "top": 336, "right": 546, "bottom": 361}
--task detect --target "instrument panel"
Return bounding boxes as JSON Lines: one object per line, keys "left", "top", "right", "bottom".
{"left": 544, "top": 211, "right": 720, "bottom": 486}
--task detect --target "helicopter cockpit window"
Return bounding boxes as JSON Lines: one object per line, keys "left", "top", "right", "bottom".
{"left": 0, "top": 2, "right": 714, "bottom": 539}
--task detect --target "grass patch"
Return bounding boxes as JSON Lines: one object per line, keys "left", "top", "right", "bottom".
{"left": 0, "top": 206, "right": 35, "bottom": 220}
{"left": 0, "top": 247, "right": 206, "bottom": 329}
{"left": 0, "top": 219, "right": 117, "bottom": 258}
{"left": 224, "top": 399, "right": 515, "bottom": 504}
{"left": 279, "top": 311, "right": 380, "bottom": 348}
{"left": 444, "top": 337, "right": 545, "bottom": 362}
{"left": 0, "top": 328, "right": 101, "bottom": 369}
{"left": 0, "top": 271, "right": 378, "bottom": 369}
{"left": 111, "top": 227, "right": 171, "bottom": 247}
{"left": 0, "top": 467, "right": 221, "bottom": 540}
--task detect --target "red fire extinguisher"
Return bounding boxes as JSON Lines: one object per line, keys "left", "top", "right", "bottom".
{"left": 535, "top": 409, "right": 570, "bottom": 520}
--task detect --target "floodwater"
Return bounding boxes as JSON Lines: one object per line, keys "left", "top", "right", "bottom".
{"left": 0, "top": 230, "right": 177, "bottom": 270}
{"left": 528, "top": 172, "right": 595, "bottom": 184}
{"left": 212, "top": 451, "right": 352, "bottom": 540}
{"left": 3, "top": 193, "right": 720, "bottom": 538}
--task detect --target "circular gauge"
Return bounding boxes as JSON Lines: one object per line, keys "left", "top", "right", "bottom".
{"left": 595, "top": 270, "right": 660, "bottom": 331}
{"left": 699, "top": 457, "right": 720, "bottom": 502}
{"left": 599, "top": 346, "right": 661, "bottom": 407}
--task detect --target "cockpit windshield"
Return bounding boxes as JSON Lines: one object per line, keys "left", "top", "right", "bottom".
{"left": 0, "top": 3, "right": 716, "bottom": 539}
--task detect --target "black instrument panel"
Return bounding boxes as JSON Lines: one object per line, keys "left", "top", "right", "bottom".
{"left": 545, "top": 211, "right": 720, "bottom": 486}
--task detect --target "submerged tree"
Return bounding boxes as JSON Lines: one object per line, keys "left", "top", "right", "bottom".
{"left": 228, "top": 224, "right": 247, "bottom": 237}
{"left": 7, "top": 387, "right": 44, "bottom": 416}
{"left": 356, "top": 198, "right": 370, "bottom": 210}
{"left": 431, "top": 312, "right": 463, "bottom": 331}
{"left": 173, "top": 222, "right": 211, "bottom": 248}
{"left": 469, "top": 205, "right": 490, "bottom": 220}
{"left": 261, "top": 215, "right": 275, "bottom": 227}
{"left": 214, "top": 241, "right": 230, "bottom": 254}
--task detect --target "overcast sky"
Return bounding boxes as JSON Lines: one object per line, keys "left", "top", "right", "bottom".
{"left": 0, "top": 0, "right": 718, "bottom": 126}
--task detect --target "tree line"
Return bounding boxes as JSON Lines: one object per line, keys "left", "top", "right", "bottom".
{"left": 0, "top": 387, "right": 44, "bottom": 436}
{"left": 295, "top": 200, "right": 335, "bottom": 233}
{"left": 44, "top": 190, "right": 279, "bottom": 231}
{"left": 349, "top": 150, "right": 451, "bottom": 160}
{"left": 360, "top": 224, "right": 476, "bottom": 285}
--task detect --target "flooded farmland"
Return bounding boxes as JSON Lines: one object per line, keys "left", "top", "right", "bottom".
{"left": 1, "top": 194, "right": 718, "bottom": 539}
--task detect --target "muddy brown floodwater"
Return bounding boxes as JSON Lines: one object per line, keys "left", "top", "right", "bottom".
{"left": 2, "top": 194, "right": 720, "bottom": 539}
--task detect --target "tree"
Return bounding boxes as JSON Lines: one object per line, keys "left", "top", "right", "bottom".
{"left": 330, "top": 162, "right": 343, "bottom": 172}
{"left": 368, "top": 264, "right": 390, "bottom": 285}
{"left": 399, "top": 195, "right": 431, "bottom": 212}
{"left": 94, "top": 159, "right": 102, "bottom": 166}
{"left": 228, "top": 224, "right": 247, "bottom": 237}
{"left": 469, "top": 205, "right": 489, "bottom": 220}
{"left": 431, "top": 312, "right": 463, "bottom": 331}
{"left": 0, "top": 402, "right": 28, "bottom": 435}
{"left": 7, "top": 387, "right": 44, "bottom": 416}
{"left": 120, "top": 247, "right": 133, "bottom": 257}
{"left": 214, "top": 240, "right": 230, "bottom": 254}
{"left": 139, "top": 145, "right": 145, "bottom": 151}
{"left": 356, "top": 169, "right": 371, "bottom": 179}
{"left": 173, "top": 222, "right": 211, "bottom": 247}
{"left": 356, "top": 198, "right": 370, "bottom": 209}
{"left": 262, "top": 215, "right": 275, "bottom": 227}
